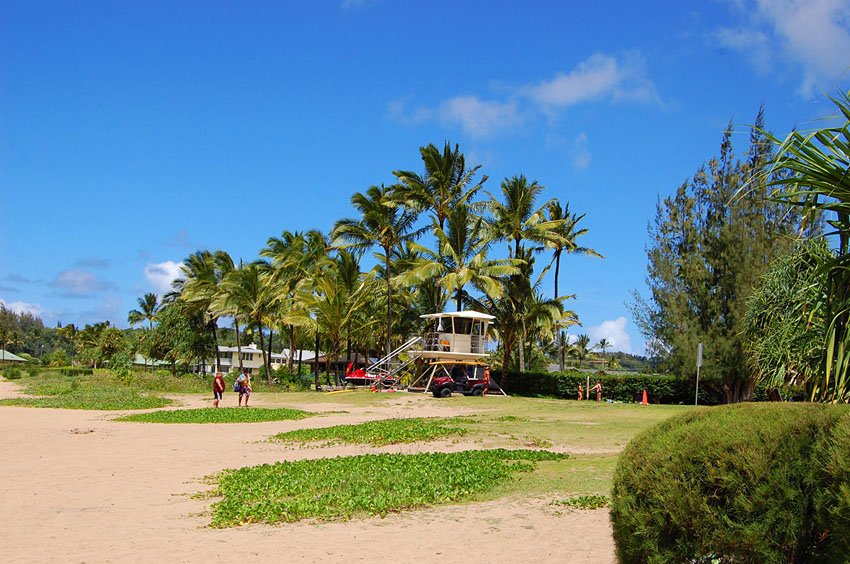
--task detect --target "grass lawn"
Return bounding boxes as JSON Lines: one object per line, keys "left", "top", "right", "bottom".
{"left": 0, "top": 370, "right": 174, "bottom": 410}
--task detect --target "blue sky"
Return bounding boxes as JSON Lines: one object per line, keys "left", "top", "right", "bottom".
{"left": 2, "top": 0, "right": 849, "bottom": 354}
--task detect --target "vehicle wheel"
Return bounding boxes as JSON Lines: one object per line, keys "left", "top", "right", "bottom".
{"left": 432, "top": 391, "right": 441, "bottom": 398}
{"left": 439, "top": 387, "right": 452, "bottom": 398}
{"left": 472, "top": 388, "right": 483, "bottom": 397}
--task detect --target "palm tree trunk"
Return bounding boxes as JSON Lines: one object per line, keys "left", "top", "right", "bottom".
{"left": 267, "top": 327, "right": 274, "bottom": 380}
{"left": 313, "top": 331, "right": 320, "bottom": 391}
{"left": 210, "top": 319, "right": 221, "bottom": 372}
{"left": 554, "top": 252, "right": 561, "bottom": 299}
{"left": 287, "top": 325, "right": 295, "bottom": 373}
{"left": 456, "top": 288, "right": 463, "bottom": 311}
{"left": 519, "top": 317, "right": 527, "bottom": 372}
{"left": 235, "top": 317, "right": 244, "bottom": 372}
{"left": 385, "top": 248, "right": 392, "bottom": 358}
{"left": 257, "top": 322, "right": 269, "bottom": 384}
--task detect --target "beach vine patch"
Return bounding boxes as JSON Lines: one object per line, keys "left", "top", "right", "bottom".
{"left": 270, "top": 417, "right": 468, "bottom": 446}
{"left": 209, "top": 449, "right": 567, "bottom": 527}
{"left": 116, "top": 407, "right": 310, "bottom": 423}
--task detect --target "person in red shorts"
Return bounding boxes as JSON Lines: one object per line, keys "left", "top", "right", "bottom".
{"left": 213, "top": 372, "right": 225, "bottom": 407}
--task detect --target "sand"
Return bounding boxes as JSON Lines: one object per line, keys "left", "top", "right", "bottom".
{"left": 0, "top": 379, "right": 616, "bottom": 563}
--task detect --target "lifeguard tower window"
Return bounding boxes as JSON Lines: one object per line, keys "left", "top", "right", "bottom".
{"left": 454, "top": 318, "right": 473, "bottom": 335}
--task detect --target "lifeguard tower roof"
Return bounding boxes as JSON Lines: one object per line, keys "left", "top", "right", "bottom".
{"left": 420, "top": 310, "right": 494, "bottom": 321}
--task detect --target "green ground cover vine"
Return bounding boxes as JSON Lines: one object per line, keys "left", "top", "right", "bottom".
{"left": 271, "top": 417, "right": 467, "bottom": 446}
{"left": 209, "top": 449, "right": 567, "bottom": 527}
{"left": 117, "top": 407, "right": 310, "bottom": 423}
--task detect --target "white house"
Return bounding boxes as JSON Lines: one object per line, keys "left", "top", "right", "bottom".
{"left": 204, "top": 344, "right": 319, "bottom": 375}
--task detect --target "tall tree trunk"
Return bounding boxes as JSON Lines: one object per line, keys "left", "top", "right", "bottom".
{"left": 211, "top": 319, "right": 221, "bottom": 372}
{"left": 266, "top": 327, "right": 274, "bottom": 380}
{"left": 235, "top": 317, "right": 244, "bottom": 372}
{"left": 385, "top": 248, "right": 392, "bottom": 358}
{"left": 519, "top": 317, "right": 527, "bottom": 372}
{"left": 257, "top": 322, "right": 269, "bottom": 384}
{"left": 287, "top": 325, "right": 295, "bottom": 373}
{"left": 554, "top": 252, "right": 561, "bottom": 299}
{"left": 313, "top": 331, "right": 320, "bottom": 391}
{"left": 456, "top": 288, "right": 463, "bottom": 311}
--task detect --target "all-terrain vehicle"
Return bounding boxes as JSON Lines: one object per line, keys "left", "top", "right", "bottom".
{"left": 429, "top": 365, "right": 489, "bottom": 397}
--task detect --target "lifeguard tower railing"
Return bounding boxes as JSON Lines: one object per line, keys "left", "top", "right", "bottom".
{"left": 364, "top": 336, "right": 422, "bottom": 382}
{"left": 422, "top": 332, "right": 487, "bottom": 355}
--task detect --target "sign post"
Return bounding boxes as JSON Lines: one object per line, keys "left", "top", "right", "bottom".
{"left": 695, "top": 342, "right": 703, "bottom": 405}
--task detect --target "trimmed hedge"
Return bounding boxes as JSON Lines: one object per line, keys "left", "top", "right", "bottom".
{"left": 498, "top": 370, "right": 725, "bottom": 405}
{"left": 611, "top": 404, "right": 850, "bottom": 562}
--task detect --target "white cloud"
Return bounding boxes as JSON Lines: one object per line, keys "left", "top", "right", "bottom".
{"left": 527, "top": 52, "right": 659, "bottom": 108}
{"left": 51, "top": 269, "right": 113, "bottom": 296}
{"left": 0, "top": 298, "right": 45, "bottom": 317}
{"left": 144, "top": 261, "right": 183, "bottom": 296}
{"left": 587, "top": 317, "right": 633, "bottom": 354}
{"left": 437, "top": 96, "right": 523, "bottom": 137}
{"left": 572, "top": 132, "right": 592, "bottom": 170}
{"left": 388, "top": 52, "right": 659, "bottom": 138}
{"left": 718, "top": 0, "right": 850, "bottom": 95}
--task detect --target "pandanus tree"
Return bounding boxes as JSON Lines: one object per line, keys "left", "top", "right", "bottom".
{"left": 763, "top": 90, "right": 850, "bottom": 402}
{"left": 332, "top": 184, "right": 420, "bottom": 356}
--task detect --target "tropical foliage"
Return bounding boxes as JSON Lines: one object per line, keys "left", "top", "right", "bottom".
{"left": 759, "top": 90, "right": 850, "bottom": 402}
{"left": 112, "top": 141, "right": 599, "bottom": 390}
{"left": 631, "top": 107, "right": 810, "bottom": 402}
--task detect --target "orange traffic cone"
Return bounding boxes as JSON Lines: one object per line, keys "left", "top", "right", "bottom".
{"left": 641, "top": 389, "right": 648, "bottom": 405}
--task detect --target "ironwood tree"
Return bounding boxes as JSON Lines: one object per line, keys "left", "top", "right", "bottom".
{"left": 631, "top": 107, "right": 808, "bottom": 402}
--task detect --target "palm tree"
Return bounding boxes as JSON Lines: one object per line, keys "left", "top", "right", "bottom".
{"left": 595, "top": 338, "right": 611, "bottom": 368}
{"left": 291, "top": 251, "right": 377, "bottom": 386}
{"left": 176, "top": 250, "right": 223, "bottom": 371}
{"left": 393, "top": 141, "right": 487, "bottom": 233}
{"left": 216, "top": 261, "right": 275, "bottom": 381}
{"left": 487, "top": 175, "right": 564, "bottom": 259}
{"left": 128, "top": 293, "right": 159, "bottom": 330}
{"left": 545, "top": 201, "right": 602, "bottom": 299}
{"left": 332, "top": 184, "right": 420, "bottom": 356}
{"left": 399, "top": 202, "right": 521, "bottom": 311}
{"left": 571, "top": 334, "right": 592, "bottom": 368}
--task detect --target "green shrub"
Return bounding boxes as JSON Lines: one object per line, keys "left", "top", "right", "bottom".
{"left": 2, "top": 366, "right": 22, "bottom": 380}
{"left": 59, "top": 367, "right": 93, "bottom": 377}
{"left": 499, "top": 370, "right": 724, "bottom": 405}
{"left": 610, "top": 404, "right": 850, "bottom": 563}
{"left": 25, "top": 365, "right": 41, "bottom": 378}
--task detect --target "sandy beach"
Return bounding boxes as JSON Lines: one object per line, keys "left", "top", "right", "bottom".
{"left": 0, "top": 379, "right": 615, "bottom": 563}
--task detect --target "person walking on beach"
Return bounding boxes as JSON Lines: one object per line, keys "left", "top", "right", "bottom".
{"left": 213, "top": 372, "right": 225, "bottom": 408}
{"left": 238, "top": 370, "right": 252, "bottom": 407}
{"left": 482, "top": 365, "right": 491, "bottom": 396}
{"left": 592, "top": 380, "right": 602, "bottom": 402}
{"left": 577, "top": 384, "right": 583, "bottom": 401}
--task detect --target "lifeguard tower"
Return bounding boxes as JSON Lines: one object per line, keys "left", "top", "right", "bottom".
{"left": 359, "top": 310, "right": 505, "bottom": 395}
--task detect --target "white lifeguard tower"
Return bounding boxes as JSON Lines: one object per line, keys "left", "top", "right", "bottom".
{"left": 359, "top": 310, "right": 505, "bottom": 395}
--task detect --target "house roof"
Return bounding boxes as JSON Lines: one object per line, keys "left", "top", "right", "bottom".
{"left": 132, "top": 354, "right": 171, "bottom": 367}
{"left": 420, "top": 310, "right": 495, "bottom": 321}
{"left": 0, "top": 349, "right": 27, "bottom": 362}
